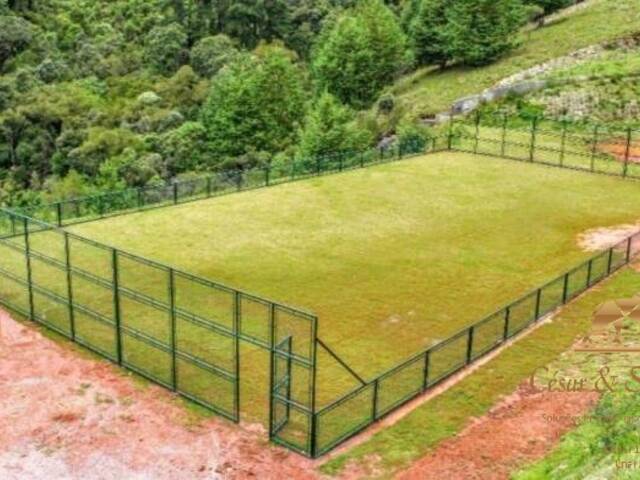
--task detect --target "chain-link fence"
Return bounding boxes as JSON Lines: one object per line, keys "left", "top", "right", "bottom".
{"left": 14, "top": 139, "right": 438, "bottom": 228}
{"left": 0, "top": 209, "right": 318, "bottom": 454}
{"left": 450, "top": 112, "right": 640, "bottom": 178}
{"left": 1, "top": 114, "right": 640, "bottom": 458}
{"left": 311, "top": 229, "right": 640, "bottom": 456}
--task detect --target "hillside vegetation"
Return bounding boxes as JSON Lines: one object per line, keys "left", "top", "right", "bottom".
{"left": 385, "top": 0, "right": 640, "bottom": 119}
{"left": 1, "top": 0, "right": 639, "bottom": 208}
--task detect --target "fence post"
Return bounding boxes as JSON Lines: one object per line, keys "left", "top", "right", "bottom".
{"left": 268, "top": 303, "right": 276, "bottom": 438}
{"left": 168, "top": 268, "right": 178, "bottom": 391}
{"left": 316, "top": 155, "right": 321, "bottom": 175}
{"left": 586, "top": 259, "right": 593, "bottom": 287}
{"left": 447, "top": 114, "right": 454, "bottom": 150}
{"left": 265, "top": 166, "right": 270, "bottom": 186}
{"left": 607, "top": 247, "right": 614, "bottom": 274}
{"left": 529, "top": 116, "right": 538, "bottom": 162}
{"left": 23, "top": 218, "right": 34, "bottom": 321}
{"left": 372, "top": 378, "right": 379, "bottom": 421}
{"left": 137, "top": 188, "right": 143, "bottom": 208}
{"left": 422, "top": 349, "right": 430, "bottom": 391}
{"left": 310, "top": 321, "right": 319, "bottom": 458}
{"left": 206, "top": 176, "right": 212, "bottom": 197}
{"left": 233, "top": 291, "right": 241, "bottom": 421}
{"left": 466, "top": 326, "right": 474, "bottom": 363}
{"left": 473, "top": 111, "right": 481, "bottom": 154}
{"left": 503, "top": 307, "right": 510, "bottom": 340}
{"left": 173, "top": 182, "right": 178, "bottom": 204}
{"left": 56, "top": 203, "right": 62, "bottom": 227}
{"left": 112, "top": 249, "right": 123, "bottom": 365}
{"left": 562, "top": 272, "right": 569, "bottom": 303}
{"left": 236, "top": 169, "right": 243, "bottom": 191}
{"left": 559, "top": 121, "right": 567, "bottom": 167}
{"left": 590, "top": 125, "right": 599, "bottom": 172}
{"left": 64, "top": 232, "right": 75, "bottom": 340}
{"left": 623, "top": 128, "right": 632, "bottom": 177}
{"left": 500, "top": 113, "right": 508, "bottom": 157}
{"left": 534, "top": 288, "right": 542, "bottom": 319}
{"left": 627, "top": 236, "right": 633, "bottom": 262}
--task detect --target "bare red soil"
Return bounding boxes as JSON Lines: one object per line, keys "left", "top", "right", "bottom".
{"left": 394, "top": 384, "right": 599, "bottom": 480}
{"left": 0, "top": 309, "right": 602, "bottom": 480}
{"left": 598, "top": 141, "right": 640, "bottom": 164}
{"left": 0, "top": 311, "right": 316, "bottom": 480}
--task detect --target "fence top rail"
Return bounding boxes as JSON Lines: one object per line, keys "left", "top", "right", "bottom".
{"left": 0, "top": 207, "right": 317, "bottom": 320}
{"left": 458, "top": 111, "right": 640, "bottom": 135}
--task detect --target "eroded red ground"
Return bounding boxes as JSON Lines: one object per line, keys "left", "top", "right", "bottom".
{"left": 394, "top": 384, "right": 599, "bottom": 480}
{"left": 0, "top": 311, "right": 316, "bottom": 480}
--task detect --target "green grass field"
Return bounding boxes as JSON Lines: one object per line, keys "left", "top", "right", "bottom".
{"left": 322, "top": 264, "right": 640, "bottom": 478}
{"left": 3, "top": 148, "right": 640, "bottom": 455}
{"left": 61, "top": 151, "right": 640, "bottom": 398}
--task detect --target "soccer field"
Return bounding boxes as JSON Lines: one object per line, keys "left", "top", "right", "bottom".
{"left": 67, "top": 150, "right": 640, "bottom": 384}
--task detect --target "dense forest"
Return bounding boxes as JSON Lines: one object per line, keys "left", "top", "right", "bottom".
{"left": 0, "top": 0, "right": 574, "bottom": 206}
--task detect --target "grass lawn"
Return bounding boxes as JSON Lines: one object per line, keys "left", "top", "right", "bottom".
{"left": 322, "top": 267, "right": 640, "bottom": 478}
{"left": 58, "top": 151, "right": 640, "bottom": 402}
{"left": 389, "top": 0, "right": 640, "bottom": 118}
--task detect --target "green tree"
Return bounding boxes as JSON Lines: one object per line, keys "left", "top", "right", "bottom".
{"left": 0, "top": 15, "right": 33, "bottom": 70}
{"left": 298, "top": 91, "right": 371, "bottom": 158}
{"left": 311, "top": 0, "right": 411, "bottom": 108}
{"left": 159, "top": 121, "right": 210, "bottom": 174}
{"left": 445, "top": 0, "right": 526, "bottom": 66}
{"left": 224, "top": 0, "right": 290, "bottom": 49}
{"left": 407, "top": 0, "right": 450, "bottom": 67}
{"left": 200, "top": 45, "right": 306, "bottom": 166}
{"left": 143, "top": 23, "right": 188, "bottom": 75}
{"left": 524, "top": 0, "right": 573, "bottom": 14}
{"left": 190, "top": 34, "right": 238, "bottom": 78}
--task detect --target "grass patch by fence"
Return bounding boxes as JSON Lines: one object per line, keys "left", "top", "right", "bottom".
{"left": 322, "top": 266, "right": 640, "bottom": 477}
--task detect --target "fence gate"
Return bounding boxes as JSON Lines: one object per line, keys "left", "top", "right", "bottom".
{"left": 270, "top": 336, "right": 292, "bottom": 437}
{"left": 268, "top": 305, "right": 318, "bottom": 456}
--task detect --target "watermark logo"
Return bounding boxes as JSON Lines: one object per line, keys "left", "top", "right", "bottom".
{"left": 574, "top": 295, "right": 640, "bottom": 352}
{"left": 529, "top": 295, "right": 640, "bottom": 394}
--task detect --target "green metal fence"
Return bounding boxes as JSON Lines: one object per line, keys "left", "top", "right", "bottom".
{"left": 1, "top": 114, "right": 640, "bottom": 458}
{"left": 312, "top": 230, "right": 640, "bottom": 456}
{"left": 14, "top": 139, "right": 439, "bottom": 228}
{"left": 0, "top": 209, "right": 318, "bottom": 455}
{"left": 450, "top": 112, "right": 640, "bottom": 179}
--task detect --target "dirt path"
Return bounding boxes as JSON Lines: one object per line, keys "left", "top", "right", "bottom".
{"left": 394, "top": 384, "right": 599, "bottom": 480}
{"left": 0, "top": 311, "right": 317, "bottom": 480}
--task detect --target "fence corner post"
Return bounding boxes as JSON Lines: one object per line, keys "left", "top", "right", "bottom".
{"left": 23, "top": 217, "right": 35, "bottom": 321}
